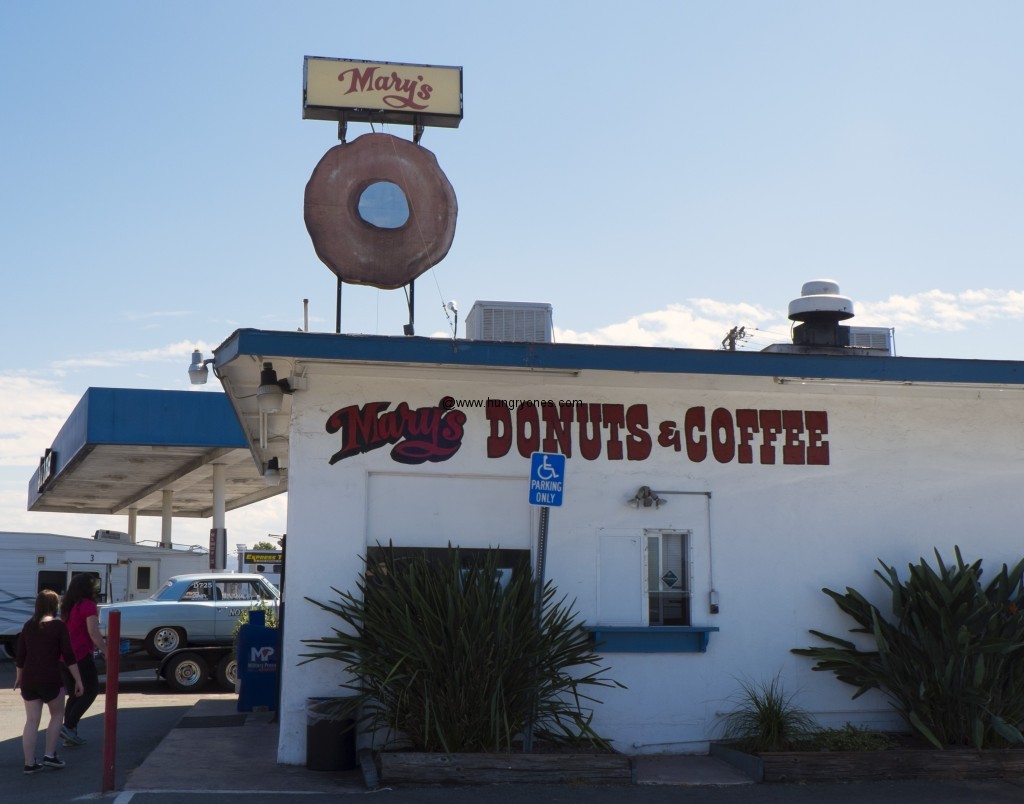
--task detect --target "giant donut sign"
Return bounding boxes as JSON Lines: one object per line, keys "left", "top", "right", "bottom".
{"left": 302, "top": 57, "right": 461, "bottom": 291}
{"left": 304, "top": 134, "right": 457, "bottom": 289}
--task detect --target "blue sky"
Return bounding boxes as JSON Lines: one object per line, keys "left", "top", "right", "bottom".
{"left": 2, "top": 1, "right": 1023, "bottom": 547}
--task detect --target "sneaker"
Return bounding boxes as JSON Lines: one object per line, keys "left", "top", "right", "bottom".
{"left": 42, "top": 755, "right": 65, "bottom": 770}
{"left": 23, "top": 762, "right": 43, "bottom": 775}
{"left": 60, "top": 725, "right": 85, "bottom": 746}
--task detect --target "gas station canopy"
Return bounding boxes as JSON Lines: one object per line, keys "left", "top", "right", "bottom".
{"left": 28, "top": 387, "right": 283, "bottom": 519}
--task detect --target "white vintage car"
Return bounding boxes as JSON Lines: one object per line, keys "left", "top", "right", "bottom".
{"left": 99, "top": 572, "right": 279, "bottom": 658}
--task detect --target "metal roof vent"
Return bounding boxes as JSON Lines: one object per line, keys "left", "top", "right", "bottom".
{"left": 788, "top": 279, "right": 854, "bottom": 323}
{"left": 848, "top": 326, "right": 895, "bottom": 354}
{"left": 788, "top": 279, "right": 854, "bottom": 347}
{"left": 465, "top": 301, "right": 553, "bottom": 343}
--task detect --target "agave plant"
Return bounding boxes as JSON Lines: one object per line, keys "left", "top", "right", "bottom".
{"left": 793, "top": 547, "right": 1024, "bottom": 749}
{"left": 300, "top": 544, "right": 622, "bottom": 754}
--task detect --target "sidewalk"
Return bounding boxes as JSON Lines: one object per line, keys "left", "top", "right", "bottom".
{"left": 121, "top": 699, "right": 1024, "bottom": 804}
{"left": 123, "top": 698, "right": 752, "bottom": 793}
{"left": 124, "top": 699, "right": 365, "bottom": 794}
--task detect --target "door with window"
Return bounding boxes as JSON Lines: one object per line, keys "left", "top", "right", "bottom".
{"left": 128, "top": 561, "right": 158, "bottom": 600}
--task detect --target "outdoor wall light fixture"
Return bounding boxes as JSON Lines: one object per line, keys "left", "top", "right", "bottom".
{"left": 257, "top": 361, "right": 296, "bottom": 414}
{"left": 629, "top": 486, "right": 666, "bottom": 509}
{"left": 263, "top": 457, "right": 282, "bottom": 487}
{"left": 188, "top": 349, "right": 215, "bottom": 385}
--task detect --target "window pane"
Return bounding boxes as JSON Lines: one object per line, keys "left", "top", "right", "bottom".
{"left": 660, "top": 533, "right": 683, "bottom": 591}
{"left": 647, "top": 531, "right": 691, "bottom": 626}
{"left": 182, "top": 581, "right": 213, "bottom": 601}
{"left": 37, "top": 570, "right": 66, "bottom": 595}
{"left": 646, "top": 535, "right": 660, "bottom": 591}
{"left": 218, "top": 581, "right": 259, "bottom": 601}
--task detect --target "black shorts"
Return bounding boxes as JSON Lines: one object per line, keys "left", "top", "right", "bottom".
{"left": 20, "top": 684, "right": 63, "bottom": 703}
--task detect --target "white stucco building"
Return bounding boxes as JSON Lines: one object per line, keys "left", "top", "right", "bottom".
{"left": 206, "top": 308, "right": 1024, "bottom": 762}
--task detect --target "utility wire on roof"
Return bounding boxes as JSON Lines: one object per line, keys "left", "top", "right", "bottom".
{"left": 721, "top": 326, "right": 750, "bottom": 351}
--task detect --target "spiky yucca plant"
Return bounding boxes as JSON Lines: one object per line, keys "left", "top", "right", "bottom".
{"left": 301, "top": 545, "right": 622, "bottom": 754}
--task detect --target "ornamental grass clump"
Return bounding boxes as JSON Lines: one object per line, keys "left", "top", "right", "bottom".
{"left": 718, "top": 675, "right": 817, "bottom": 752}
{"left": 301, "top": 544, "right": 622, "bottom": 754}
{"left": 793, "top": 547, "right": 1024, "bottom": 749}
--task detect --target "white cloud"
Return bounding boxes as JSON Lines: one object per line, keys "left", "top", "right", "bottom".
{"left": 557, "top": 300, "right": 783, "bottom": 350}
{"left": 857, "top": 288, "right": 1024, "bottom": 332}
{"left": 556, "top": 287, "right": 1024, "bottom": 350}
{"left": 48, "top": 339, "right": 213, "bottom": 372}
{"left": 122, "top": 310, "right": 191, "bottom": 322}
{"left": 0, "top": 375, "right": 80, "bottom": 466}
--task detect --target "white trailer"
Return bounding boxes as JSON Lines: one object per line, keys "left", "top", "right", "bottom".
{"left": 0, "top": 530, "right": 209, "bottom": 657}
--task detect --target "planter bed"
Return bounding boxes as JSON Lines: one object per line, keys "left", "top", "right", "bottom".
{"left": 378, "top": 751, "right": 633, "bottom": 786}
{"left": 711, "top": 740, "right": 1024, "bottom": 783}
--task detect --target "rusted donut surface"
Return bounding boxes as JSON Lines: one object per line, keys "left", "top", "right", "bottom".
{"left": 304, "top": 133, "right": 457, "bottom": 290}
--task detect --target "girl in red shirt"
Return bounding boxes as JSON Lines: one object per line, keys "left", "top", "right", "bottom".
{"left": 59, "top": 573, "right": 108, "bottom": 746}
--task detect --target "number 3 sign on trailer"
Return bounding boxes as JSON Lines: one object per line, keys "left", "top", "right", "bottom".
{"left": 529, "top": 452, "right": 565, "bottom": 507}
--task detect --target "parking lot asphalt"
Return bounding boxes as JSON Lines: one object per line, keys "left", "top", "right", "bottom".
{"left": 4, "top": 658, "right": 1024, "bottom": 803}
{"left": 1, "top": 659, "right": 225, "bottom": 803}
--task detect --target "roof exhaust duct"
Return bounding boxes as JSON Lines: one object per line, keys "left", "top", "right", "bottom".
{"left": 788, "top": 279, "right": 854, "bottom": 347}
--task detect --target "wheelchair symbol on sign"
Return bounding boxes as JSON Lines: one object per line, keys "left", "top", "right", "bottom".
{"left": 536, "top": 454, "right": 560, "bottom": 481}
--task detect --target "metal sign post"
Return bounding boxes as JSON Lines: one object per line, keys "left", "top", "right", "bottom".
{"left": 528, "top": 451, "right": 564, "bottom": 623}
{"left": 101, "top": 611, "right": 120, "bottom": 794}
{"left": 524, "top": 453, "right": 565, "bottom": 752}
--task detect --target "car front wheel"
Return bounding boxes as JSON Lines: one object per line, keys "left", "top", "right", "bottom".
{"left": 144, "top": 626, "right": 185, "bottom": 658}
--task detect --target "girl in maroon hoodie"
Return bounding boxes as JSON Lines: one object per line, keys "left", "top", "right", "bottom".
{"left": 14, "top": 590, "right": 84, "bottom": 774}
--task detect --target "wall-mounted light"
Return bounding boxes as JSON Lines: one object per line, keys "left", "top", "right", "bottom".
{"left": 264, "top": 457, "right": 282, "bottom": 487}
{"left": 629, "top": 486, "right": 666, "bottom": 509}
{"left": 258, "top": 361, "right": 300, "bottom": 414}
{"left": 188, "top": 349, "right": 216, "bottom": 385}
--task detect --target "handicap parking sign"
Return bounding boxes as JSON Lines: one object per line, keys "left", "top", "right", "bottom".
{"left": 529, "top": 452, "right": 565, "bottom": 507}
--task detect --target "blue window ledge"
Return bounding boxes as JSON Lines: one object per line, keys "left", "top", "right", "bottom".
{"left": 587, "top": 625, "right": 720, "bottom": 654}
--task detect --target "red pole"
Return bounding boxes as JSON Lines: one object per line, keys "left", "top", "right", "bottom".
{"left": 101, "top": 611, "right": 120, "bottom": 794}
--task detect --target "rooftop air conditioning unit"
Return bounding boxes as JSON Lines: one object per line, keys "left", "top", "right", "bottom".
{"left": 94, "top": 529, "right": 130, "bottom": 543}
{"left": 848, "top": 326, "right": 894, "bottom": 355}
{"left": 465, "top": 301, "right": 553, "bottom": 343}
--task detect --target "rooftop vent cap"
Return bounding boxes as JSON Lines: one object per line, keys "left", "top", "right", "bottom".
{"left": 788, "top": 279, "right": 854, "bottom": 323}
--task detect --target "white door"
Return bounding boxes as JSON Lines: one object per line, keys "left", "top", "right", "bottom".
{"left": 128, "top": 561, "right": 159, "bottom": 600}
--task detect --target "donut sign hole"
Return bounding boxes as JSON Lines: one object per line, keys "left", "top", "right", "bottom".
{"left": 358, "top": 181, "right": 410, "bottom": 229}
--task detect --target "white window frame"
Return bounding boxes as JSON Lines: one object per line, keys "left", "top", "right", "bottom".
{"left": 644, "top": 529, "right": 692, "bottom": 626}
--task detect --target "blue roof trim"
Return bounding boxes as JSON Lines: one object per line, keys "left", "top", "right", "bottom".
{"left": 27, "top": 388, "right": 247, "bottom": 508}
{"left": 80, "top": 388, "right": 247, "bottom": 448}
{"left": 215, "top": 328, "right": 1024, "bottom": 385}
